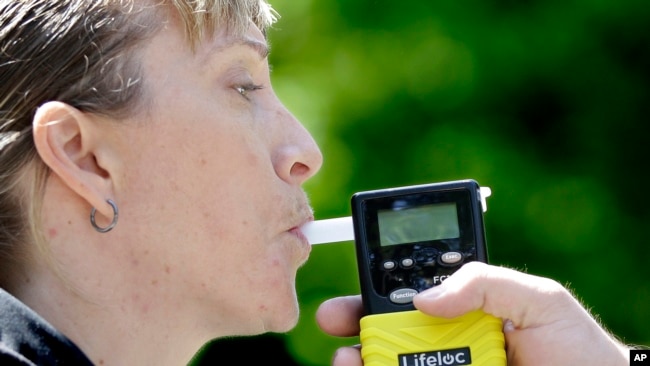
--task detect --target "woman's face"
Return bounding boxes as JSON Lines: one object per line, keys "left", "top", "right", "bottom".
{"left": 108, "top": 20, "right": 322, "bottom": 336}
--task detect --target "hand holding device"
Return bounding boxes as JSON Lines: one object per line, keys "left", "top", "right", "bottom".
{"left": 312, "top": 192, "right": 631, "bottom": 366}
{"left": 317, "top": 263, "right": 632, "bottom": 366}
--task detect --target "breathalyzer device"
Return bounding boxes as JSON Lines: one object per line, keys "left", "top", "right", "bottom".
{"left": 351, "top": 180, "right": 505, "bottom": 366}
{"left": 302, "top": 179, "right": 506, "bottom": 366}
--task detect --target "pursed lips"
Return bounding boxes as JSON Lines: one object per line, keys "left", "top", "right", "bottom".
{"left": 288, "top": 215, "right": 313, "bottom": 260}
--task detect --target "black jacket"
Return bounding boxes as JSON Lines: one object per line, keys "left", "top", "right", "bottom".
{"left": 0, "top": 288, "right": 93, "bottom": 365}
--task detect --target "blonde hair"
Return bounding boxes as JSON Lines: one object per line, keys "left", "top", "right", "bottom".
{"left": 171, "top": 0, "right": 277, "bottom": 44}
{"left": 0, "top": 0, "right": 277, "bottom": 288}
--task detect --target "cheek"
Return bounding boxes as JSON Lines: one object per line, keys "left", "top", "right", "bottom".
{"left": 242, "top": 246, "right": 294, "bottom": 283}
{"left": 245, "top": 149, "right": 262, "bottom": 166}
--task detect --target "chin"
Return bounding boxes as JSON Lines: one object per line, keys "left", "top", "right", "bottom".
{"left": 266, "top": 299, "right": 301, "bottom": 333}
{"left": 252, "top": 270, "right": 302, "bottom": 333}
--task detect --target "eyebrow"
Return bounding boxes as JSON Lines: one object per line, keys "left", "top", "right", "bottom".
{"left": 199, "top": 36, "right": 271, "bottom": 68}
{"left": 238, "top": 38, "right": 270, "bottom": 60}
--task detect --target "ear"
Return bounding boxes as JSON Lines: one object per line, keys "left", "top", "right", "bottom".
{"left": 32, "top": 101, "right": 116, "bottom": 218}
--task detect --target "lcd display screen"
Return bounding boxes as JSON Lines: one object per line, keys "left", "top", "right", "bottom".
{"left": 377, "top": 203, "right": 460, "bottom": 246}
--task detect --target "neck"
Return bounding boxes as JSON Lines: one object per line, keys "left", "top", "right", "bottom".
{"left": 14, "top": 249, "right": 213, "bottom": 366}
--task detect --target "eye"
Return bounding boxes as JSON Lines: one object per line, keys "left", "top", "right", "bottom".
{"left": 235, "top": 83, "right": 264, "bottom": 99}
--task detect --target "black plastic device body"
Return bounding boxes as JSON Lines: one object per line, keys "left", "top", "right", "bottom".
{"left": 351, "top": 179, "right": 489, "bottom": 315}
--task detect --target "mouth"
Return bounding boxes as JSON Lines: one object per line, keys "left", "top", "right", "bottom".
{"left": 289, "top": 226, "right": 309, "bottom": 244}
{"left": 289, "top": 218, "right": 311, "bottom": 244}
{"left": 289, "top": 217, "right": 314, "bottom": 259}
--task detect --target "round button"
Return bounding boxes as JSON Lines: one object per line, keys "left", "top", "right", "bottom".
{"left": 382, "top": 260, "right": 397, "bottom": 270}
{"left": 389, "top": 288, "right": 418, "bottom": 304}
{"left": 400, "top": 258, "right": 414, "bottom": 268}
{"left": 439, "top": 251, "right": 463, "bottom": 265}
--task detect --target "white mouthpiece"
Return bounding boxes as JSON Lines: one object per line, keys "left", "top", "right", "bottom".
{"left": 301, "top": 216, "right": 354, "bottom": 245}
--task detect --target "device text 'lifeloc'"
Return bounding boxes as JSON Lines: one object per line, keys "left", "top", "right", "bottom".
{"left": 399, "top": 347, "right": 471, "bottom": 366}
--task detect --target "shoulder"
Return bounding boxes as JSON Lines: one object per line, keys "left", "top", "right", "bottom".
{"left": 0, "top": 289, "right": 94, "bottom": 366}
{"left": 0, "top": 342, "right": 33, "bottom": 365}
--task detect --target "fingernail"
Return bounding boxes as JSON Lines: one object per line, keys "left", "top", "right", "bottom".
{"left": 332, "top": 348, "right": 340, "bottom": 364}
{"left": 503, "top": 319, "right": 515, "bottom": 332}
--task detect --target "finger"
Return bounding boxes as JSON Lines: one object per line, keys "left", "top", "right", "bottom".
{"left": 332, "top": 345, "right": 362, "bottom": 366}
{"left": 412, "top": 262, "right": 575, "bottom": 329}
{"left": 316, "top": 295, "right": 363, "bottom": 337}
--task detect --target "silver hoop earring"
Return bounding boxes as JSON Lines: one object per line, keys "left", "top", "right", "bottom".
{"left": 90, "top": 199, "right": 119, "bottom": 233}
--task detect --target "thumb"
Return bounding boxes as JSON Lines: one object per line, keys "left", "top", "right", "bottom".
{"left": 413, "top": 262, "right": 630, "bottom": 366}
{"left": 412, "top": 262, "right": 577, "bottom": 329}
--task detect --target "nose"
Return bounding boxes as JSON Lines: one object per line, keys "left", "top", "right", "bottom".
{"left": 272, "top": 107, "right": 323, "bottom": 186}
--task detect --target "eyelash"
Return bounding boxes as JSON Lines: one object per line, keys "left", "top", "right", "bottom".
{"left": 236, "top": 83, "right": 264, "bottom": 99}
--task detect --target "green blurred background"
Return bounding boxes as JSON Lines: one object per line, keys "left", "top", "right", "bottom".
{"left": 194, "top": 0, "right": 650, "bottom": 364}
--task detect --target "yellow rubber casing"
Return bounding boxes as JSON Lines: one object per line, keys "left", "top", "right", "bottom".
{"left": 360, "top": 309, "right": 506, "bottom": 366}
